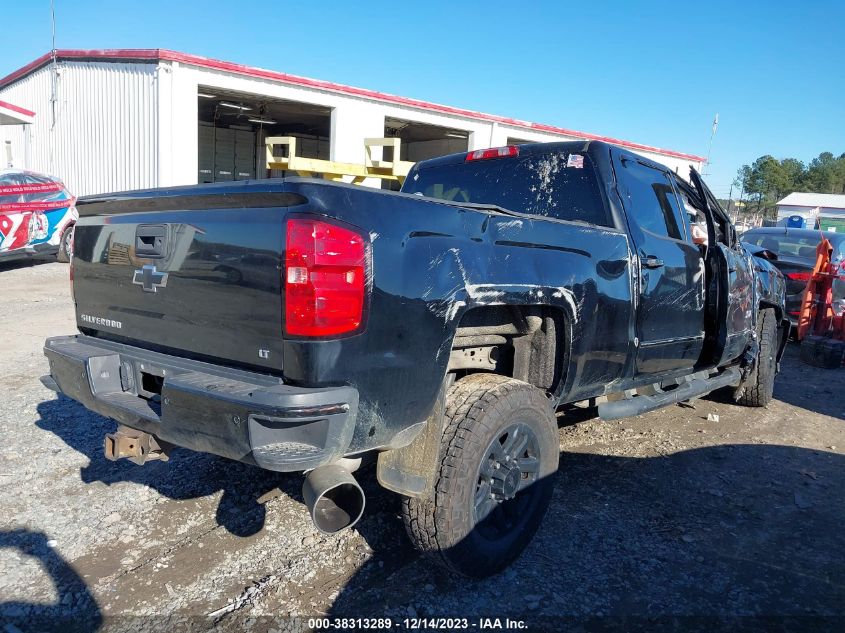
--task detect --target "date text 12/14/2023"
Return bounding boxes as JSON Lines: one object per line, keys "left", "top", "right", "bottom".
{"left": 307, "top": 617, "right": 528, "bottom": 630}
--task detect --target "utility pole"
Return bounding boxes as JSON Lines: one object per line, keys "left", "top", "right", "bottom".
{"left": 726, "top": 183, "right": 734, "bottom": 222}
{"left": 50, "top": 0, "right": 57, "bottom": 129}
{"left": 704, "top": 113, "right": 718, "bottom": 177}
{"left": 49, "top": 0, "right": 58, "bottom": 173}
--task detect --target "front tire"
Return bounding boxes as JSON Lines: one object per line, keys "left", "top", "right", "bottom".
{"left": 402, "top": 374, "right": 559, "bottom": 578}
{"left": 735, "top": 307, "right": 778, "bottom": 407}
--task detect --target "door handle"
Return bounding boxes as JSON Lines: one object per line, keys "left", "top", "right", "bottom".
{"left": 642, "top": 256, "right": 664, "bottom": 269}
{"left": 135, "top": 224, "right": 167, "bottom": 258}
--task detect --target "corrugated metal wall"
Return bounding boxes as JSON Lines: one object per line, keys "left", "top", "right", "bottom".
{"left": 0, "top": 61, "right": 159, "bottom": 196}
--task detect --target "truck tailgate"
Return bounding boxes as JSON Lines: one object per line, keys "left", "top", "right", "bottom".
{"left": 72, "top": 192, "right": 291, "bottom": 373}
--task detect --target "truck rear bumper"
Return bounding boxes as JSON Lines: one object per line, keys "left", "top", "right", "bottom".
{"left": 42, "top": 335, "right": 358, "bottom": 472}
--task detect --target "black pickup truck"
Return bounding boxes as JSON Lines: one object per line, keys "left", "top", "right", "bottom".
{"left": 42, "top": 141, "right": 789, "bottom": 577}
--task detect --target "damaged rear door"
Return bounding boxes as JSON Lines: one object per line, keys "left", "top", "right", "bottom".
{"left": 613, "top": 152, "right": 706, "bottom": 376}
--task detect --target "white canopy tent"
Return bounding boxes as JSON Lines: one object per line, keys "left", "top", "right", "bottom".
{"left": 0, "top": 99, "right": 34, "bottom": 125}
{"left": 0, "top": 100, "right": 33, "bottom": 169}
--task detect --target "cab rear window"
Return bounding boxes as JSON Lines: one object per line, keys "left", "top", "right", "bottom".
{"left": 402, "top": 152, "right": 610, "bottom": 227}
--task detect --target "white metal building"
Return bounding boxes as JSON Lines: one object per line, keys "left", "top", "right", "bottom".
{"left": 776, "top": 192, "right": 845, "bottom": 231}
{"left": 0, "top": 49, "right": 705, "bottom": 197}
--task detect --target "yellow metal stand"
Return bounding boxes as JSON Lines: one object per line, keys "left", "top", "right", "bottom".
{"left": 265, "top": 136, "right": 415, "bottom": 185}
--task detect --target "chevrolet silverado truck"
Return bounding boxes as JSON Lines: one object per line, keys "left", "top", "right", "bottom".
{"left": 41, "top": 141, "right": 789, "bottom": 577}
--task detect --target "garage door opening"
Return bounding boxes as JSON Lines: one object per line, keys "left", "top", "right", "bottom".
{"left": 197, "top": 87, "right": 331, "bottom": 183}
{"left": 384, "top": 117, "right": 469, "bottom": 162}
{"left": 381, "top": 118, "right": 469, "bottom": 189}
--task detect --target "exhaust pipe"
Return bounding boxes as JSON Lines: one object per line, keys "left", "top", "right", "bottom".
{"left": 302, "top": 463, "right": 366, "bottom": 534}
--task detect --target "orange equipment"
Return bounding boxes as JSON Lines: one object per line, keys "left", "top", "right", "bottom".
{"left": 797, "top": 236, "right": 845, "bottom": 368}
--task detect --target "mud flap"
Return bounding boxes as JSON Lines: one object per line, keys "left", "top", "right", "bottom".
{"left": 376, "top": 376, "right": 451, "bottom": 498}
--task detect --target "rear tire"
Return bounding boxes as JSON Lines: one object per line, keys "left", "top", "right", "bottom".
{"left": 401, "top": 374, "right": 559, "bottom": 578}
{"left": 57, "top": 224, "right": 74, "bottom": 263}
{"left": 735, "top": 308, "right": 778, "bottom": 407}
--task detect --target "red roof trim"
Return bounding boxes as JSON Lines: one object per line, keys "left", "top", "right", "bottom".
{"left": 0, "top": 49, "right": 705, "bottom": 162}
{"left": 0, "top": 52, "right": 54, "bottom": 88}
{"left": 0, "top": 99, "right": 35, "bottom": 118}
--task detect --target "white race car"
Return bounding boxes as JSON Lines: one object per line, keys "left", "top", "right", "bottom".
{"left": 0, "top": 169, "right": 77, "bottom": 263}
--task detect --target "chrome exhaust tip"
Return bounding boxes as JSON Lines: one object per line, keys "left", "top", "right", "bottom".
{"left": 302, "top": 463, "right": 366, "bottom": 534}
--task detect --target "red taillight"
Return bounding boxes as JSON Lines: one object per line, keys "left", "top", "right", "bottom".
{"left": 786, "top": 272, "right": 812, "bottom": 282}
{"left": 284, "top": 218, "right": 367, "bottom": 337}
{"left": 465, "top": 145, "right": 519, "bottom": 162}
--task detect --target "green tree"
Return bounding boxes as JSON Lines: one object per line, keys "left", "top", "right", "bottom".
{"left": 733, "top": 151, "right": 845, "bottom": 219}
{"left": 780, "top": 158, "right": 805, "bottom": 195}
{"left": 804, "top": 152, "right": 845, "bottom": 194}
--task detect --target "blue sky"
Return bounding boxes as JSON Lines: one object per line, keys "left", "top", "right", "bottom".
{"left": 2, "top": 0, "right": 843, "bottom": 198}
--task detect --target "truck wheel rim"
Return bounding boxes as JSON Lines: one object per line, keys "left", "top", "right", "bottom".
{"left": 63, "top": 229, "right": 73, "bottom": 259}
{"left": 473, "top": 423, "right": 541, "bottom": 539}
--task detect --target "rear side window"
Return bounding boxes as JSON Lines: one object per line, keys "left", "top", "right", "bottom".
{"left": 617, "top": 158, "right": 685, "bottom": 240}
{"left": 0, "top": 173, "right": 24, "bottom": 204}
{"left": 24, "top": 174, "right": 55, "bottom": 185}
{"left": 0, "top": 173, "right": 23, "bottom": 186}
{"left": 402, "top": 152, "right": 610, "bottom": 227}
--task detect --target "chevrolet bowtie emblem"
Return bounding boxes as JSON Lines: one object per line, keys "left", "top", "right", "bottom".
{"left": 132, "top": 264, "right": 169, "bottom": 293}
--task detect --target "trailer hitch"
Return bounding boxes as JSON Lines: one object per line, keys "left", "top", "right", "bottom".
{"left": 104, "top": 426, "right": 170, "bottom": 465}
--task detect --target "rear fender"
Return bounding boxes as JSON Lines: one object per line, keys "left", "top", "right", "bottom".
{"left": 377, "top": 376, "right": 451, "bottom": 498}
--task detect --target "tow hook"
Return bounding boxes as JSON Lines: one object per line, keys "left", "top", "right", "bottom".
{"left": 104, "top": 426, "right": 171, "bottom": 465}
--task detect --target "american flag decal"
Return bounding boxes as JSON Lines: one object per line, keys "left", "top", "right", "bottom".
{"left": 567, "top": 154, "right": 584, "bottom": 169}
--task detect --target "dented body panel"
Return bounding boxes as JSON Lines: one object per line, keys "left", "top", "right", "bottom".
{"left": 279, "top": 173, "right": 635, "bottom": 452}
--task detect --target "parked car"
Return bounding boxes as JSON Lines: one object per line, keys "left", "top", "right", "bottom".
{"left": 0, "top": 170, "right": 77, "bottom": 263}
{"left": 41, "top": 141, "right": 788, "bottom": 577}
{"left": 742, "top": 227, "right": 845, "bottom": 325}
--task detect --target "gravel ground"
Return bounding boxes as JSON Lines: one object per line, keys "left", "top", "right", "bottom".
{"left": 1, "top": 260, "right": 844, "bottom": 632}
